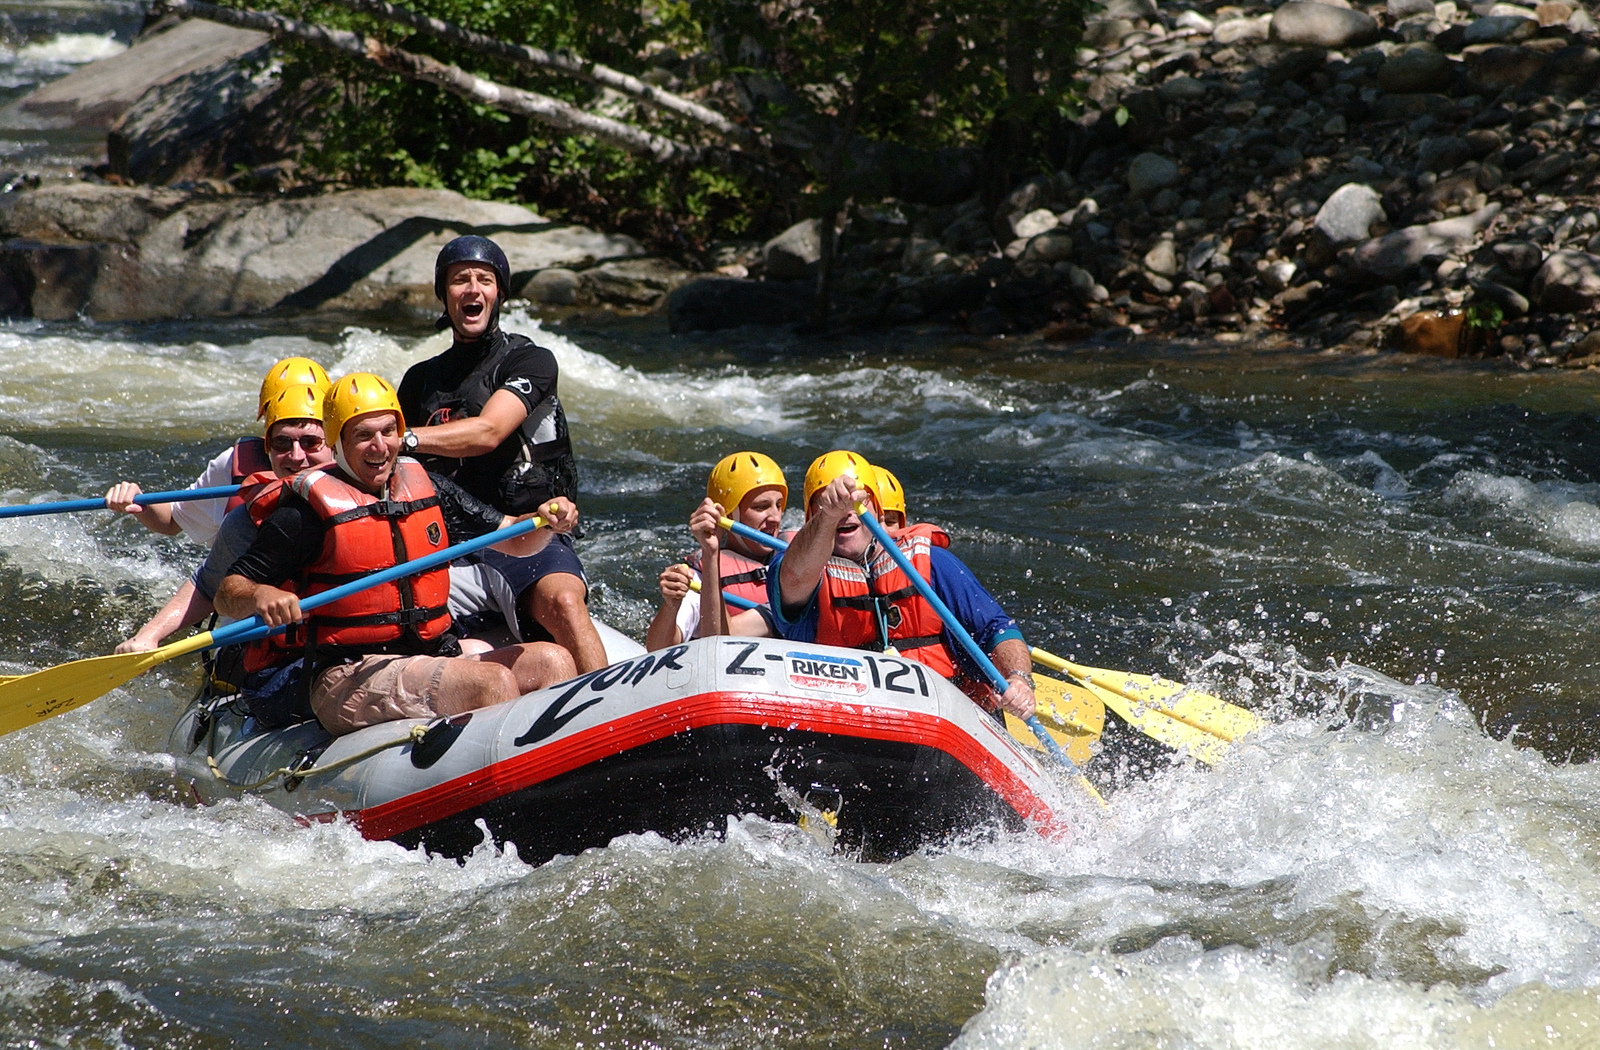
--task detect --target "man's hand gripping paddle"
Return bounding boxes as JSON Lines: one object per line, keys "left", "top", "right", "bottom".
{"left": 0, "top": 512, "right": 548, "bottom": 737}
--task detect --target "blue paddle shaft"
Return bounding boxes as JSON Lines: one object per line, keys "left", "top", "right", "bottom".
{"left": 204, "top": 515, "right": 546, "bottom": 650}
{"left": 852, "top": 507, "right": 1087, "bottom": 774}
{"left": 0, "top": 484, "right": 243, "bottom": 520}
{"left": 725, "top": 517, "right": 787, "bottom": 552}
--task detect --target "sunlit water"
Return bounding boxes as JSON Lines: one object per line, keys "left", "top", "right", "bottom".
{"left": 4, "top": 7, "right": 1600, "bottom": 1045}
{"left": 2, "top": 304, "right": 1600, "bottom": 1048}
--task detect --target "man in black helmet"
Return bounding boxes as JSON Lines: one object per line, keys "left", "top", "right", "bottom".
{"left": 397, "top": 234, "right": 607, "bottom": 673}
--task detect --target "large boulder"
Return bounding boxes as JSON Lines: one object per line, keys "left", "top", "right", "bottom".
{"left": 106, "top": 43, "right": 279, "bottom": 184}
{"left": 1530, "top": 250, "right": 1600, "bottom": 311}
{"left": 1344, "top": 204, "right": 1501, "bottom": 282}
{"left": 1314, "top": 183, "right": 1386, "bottom": 245}
{"left": 1377, "top": 48, "right": 1454, "bottom": 93}
{"left": 1469, "top": 46, "right": 1550, "bottom": 90}
{"left": 9, "top": 19, "right": 267, "bottom": 129}
{"left": 666, "top": 277, "right": 810, "bottom": 331}
{"left": 1127, "top": 153, "right": 1181, "bottom": 197}
{"left": 762, "top": 219, "right": 823, "bottom": 281}
{"left": 0, "top": 184, "right": 644, "bottom": 320}
{"left": 1270, "top": 2, "right": 1380, "bottom": 48}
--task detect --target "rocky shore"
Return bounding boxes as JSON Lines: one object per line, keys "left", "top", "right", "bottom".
{"left": 678, "top": 0, "right": 1600, "bottom": 364}
{"left": 4, "top": 3, "right": 1600, "bottom": 364}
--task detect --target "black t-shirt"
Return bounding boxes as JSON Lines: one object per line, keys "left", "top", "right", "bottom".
{"left": 227, "top": 470, "right": 506, "bottom": 586}
{"left": 397, "top": 328, "right": 576, "bottom": 514}
{"left": 398, "top": 332, "right": 558, "bottom": 427}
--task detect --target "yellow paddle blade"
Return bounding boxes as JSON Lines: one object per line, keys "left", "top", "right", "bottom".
{"left": 1003, "top": 673, "right": 1104, "bottom": 768}
{"left": 1031, "top": 648, "right": 1262, "bottom": 766}
{"left": 0, "top": 631, "right": 215, "bottom": 737}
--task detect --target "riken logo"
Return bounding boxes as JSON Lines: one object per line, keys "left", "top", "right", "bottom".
{"left": 786, "top": 651, "right": 868, "bottom": 696}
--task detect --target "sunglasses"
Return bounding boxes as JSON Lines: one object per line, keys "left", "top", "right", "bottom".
{"left": 268, "top": 434, "right": 326, "bottom": 453}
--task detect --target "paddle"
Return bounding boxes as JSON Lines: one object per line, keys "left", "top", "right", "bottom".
{"left": 845, "top": 499, "right": 1104, "bottom": 804}
{"left": 1031, "top": 648, "right": 1261, "bottom": 766}
{"left": 0, "top": 511, "right": 548, "bottom": 738}
{"left": 0, "top": 484, "right": 244, "bottom": 521}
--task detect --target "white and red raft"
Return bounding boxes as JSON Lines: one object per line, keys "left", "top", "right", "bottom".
{"left": 169, "top": 636, "right": 1072, "bottom": 862}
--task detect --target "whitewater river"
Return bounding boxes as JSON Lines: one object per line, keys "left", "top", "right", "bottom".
{"left": 1, "top": 303, "right": 1599, "bottom": 1048}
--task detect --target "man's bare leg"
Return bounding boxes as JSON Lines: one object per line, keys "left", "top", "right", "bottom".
{"left": 475, "top": 642, "right": 576, "bottom": 693}
{"left": 522, "top": 572, "right": 607, "bottom": 673}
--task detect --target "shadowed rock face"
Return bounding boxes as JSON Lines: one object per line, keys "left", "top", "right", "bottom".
{"left": 11, "top": 20, "right": 267, "bottom": 130}
{"left": 1344, "top": 205, "right": 1502, "bottom": 283}
{"left": 0, "top": 185, "right": 646, "bottom": 321}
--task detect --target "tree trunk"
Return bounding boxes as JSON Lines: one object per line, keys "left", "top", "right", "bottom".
{"left": 159, "top": 0, "right": 710, "bottom": 165}
{"left": 331, "top": 0, "right": 756, "bottom": 144}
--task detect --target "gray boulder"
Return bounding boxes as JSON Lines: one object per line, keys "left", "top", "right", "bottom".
{"left": 523, "top": 268, "right": 580, "bottom": 305}
{"left": 1417, "top": 136, "right": 1473, "bottom": 172}
{"left": 1530, "top": 250, "right": 1600, "bottom": 311}
{"left": 1389, "top": 0, "right": 1439, "bottom": 16}
{"left": 666, "top": 277, "right": 810, "bottom": 331}
{"left": 0, "top": 184, "right": 643, "bottom": 320}
{"left": 577, "top": 257, "right": 688, "bottom": 307}
{"left": 1345, "top": 204, "right": 1501, "bottom": 281}
{"left": 1463, "top": 15, "right": 1540, "bottom": 42}
{"left": 1127, "top": 153, "right": 1182, "bottom": 197}
{"left": 1315, "top": 183, "right": 1386, "bottom": 245}
{"left": 1378, "top": 48, "right": 1454, "bottom": 93}
{"left": 1492, "top": 239, "right": 1545, "bottom": 275}
{"left": 1143, "top": 236, "right": 1178, "bottom": 277}
{"left": 1021, "top": 229, "right": 1075, "bottom": 265}
{"left": 106, "top": 42, "right": 277, "bottom": 184}
{"left": 1270, "top": 2, "right": 1380, "bottom": 47}
{"left": 763, "top": 219, "right": 823, "bottom": 281}
{"left": 10, "top": 20, "right": 267, "bottom": 129}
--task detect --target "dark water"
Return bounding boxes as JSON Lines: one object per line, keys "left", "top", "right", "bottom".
{"left": 3, "top": 308, "right": 1600, "bottom": 1048}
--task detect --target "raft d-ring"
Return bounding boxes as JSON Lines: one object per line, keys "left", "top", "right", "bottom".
{"left": 411, "top": 713, "right": 470, "bottom": 769}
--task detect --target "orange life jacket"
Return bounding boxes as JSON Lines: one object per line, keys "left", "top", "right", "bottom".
{"left": 813, "top": 523, "right": 958, "bottom": 678}
{"left": 685, "top": 529, "right": 793, "bottom": 609}
{"left": 245, "top": 459, "right": 453, "bottom": 672}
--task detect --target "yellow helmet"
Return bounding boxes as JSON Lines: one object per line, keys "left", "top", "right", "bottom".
{"left": 260, "top": 383, "right": 325, "bottom": 431}
{"left": 323, "top": 372, "right": 405, "bottom": 445}
{"left": 803, "top": 450, "right": 880, "bottom": 516}
{"left": 707, "top": 451, "right": 788, "bottom": 512}
{"left": 875, "top": 467, "right": 906, "bottom": 518}
{"left": 258, "top": 357, "right": 331, "bottom": 419}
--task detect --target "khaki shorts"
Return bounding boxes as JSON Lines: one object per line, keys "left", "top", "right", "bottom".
{"left": 312, "top": 654, "right": 454, "bottom": 735}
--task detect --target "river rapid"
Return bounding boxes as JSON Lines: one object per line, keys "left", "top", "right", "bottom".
{"left": 3, "top": 9, "right": 1600, "bottom": 1047}
{"left": 1, "top": 303, "right": 1599, "bottom": 1048}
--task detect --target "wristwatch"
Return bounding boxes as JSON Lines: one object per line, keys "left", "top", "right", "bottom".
{"left": 401, "top": 430, "right": 420, "bottom": 453}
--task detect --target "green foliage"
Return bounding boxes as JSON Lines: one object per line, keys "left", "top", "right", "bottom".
{"left": 1465, "top": 300, "right": 1505, "bottom": 331}
{"left": 231, "top": 0, "right": 1092, "bottom": 252}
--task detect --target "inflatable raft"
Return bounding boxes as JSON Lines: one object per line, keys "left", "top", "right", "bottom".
{"left": 169, "top": 636, "right": 1091, "bottom": 862}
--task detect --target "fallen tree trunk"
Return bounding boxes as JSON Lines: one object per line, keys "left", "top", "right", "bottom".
{"left": 331, "top": 0, "right": 755, "bottom": 144}
{"left": 157, "top": 0, "right": 710, "bottom": 165}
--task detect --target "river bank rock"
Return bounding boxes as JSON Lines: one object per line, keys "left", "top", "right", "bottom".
{"left": 10, "top": 0, "right": 1600, "bottom": 362}
{"left": 7, "top": 19, "right": 267, "bottom": 130}
{"left": 0, "top": 185, "right": 654, "bottom": 320}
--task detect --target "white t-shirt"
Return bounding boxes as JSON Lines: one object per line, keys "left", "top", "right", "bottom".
{"left": 169, "top": 446, "right": 236, "bottom": 546}
{"left": 674, "top": 569, "right": 704, "bottom": 642}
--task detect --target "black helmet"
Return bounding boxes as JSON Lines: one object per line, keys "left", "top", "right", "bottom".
{"left": 434, "top": 235, "right": 511, "bottom": 300}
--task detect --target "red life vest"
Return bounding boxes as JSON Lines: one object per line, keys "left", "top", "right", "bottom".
{"left": 229, "top": 468, "right": 280, "bottom": 515}
{"left": 245, "top": 459, "right": 453, "bottom": 671}
{"left": 685, "top": 530, "right": 793, "bottom": 608}
{"left": 225, "top": 437, "right": 273, "bottom": 513}
{"left": 813, "top": 523, "right": 958, "bottom": 678}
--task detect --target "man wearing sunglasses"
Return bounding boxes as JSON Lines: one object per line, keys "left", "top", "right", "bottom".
{"left": 114, "top": 379, "right": 336, "bottom": 653}
{"left": 106, "top": 357, "right": 332, "bottom": 545}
